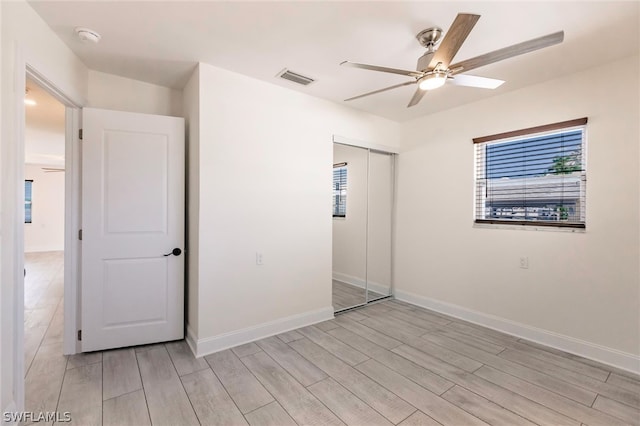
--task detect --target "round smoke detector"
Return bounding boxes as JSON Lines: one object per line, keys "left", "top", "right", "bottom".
{"left": 75, "top": 27, "right": 101, "bottom": 44}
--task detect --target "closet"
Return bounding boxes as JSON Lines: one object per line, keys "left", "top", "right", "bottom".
{"left": 332, "top": 142, "right": 395, "bottom": 312}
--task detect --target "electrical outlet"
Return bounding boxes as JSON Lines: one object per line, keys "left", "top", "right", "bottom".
{"left": 519, "top": 257, "right": 529, "bottom": 269}
{"left": 256, "top": 252, "right": 263, "bottom": 266}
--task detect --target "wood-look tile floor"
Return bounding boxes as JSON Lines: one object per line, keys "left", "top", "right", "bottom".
{"left": 332, "top": 280, "right": 388, "bottom": 311}
{"left": 25, "top": 252, "right": 640, "bottom": 425}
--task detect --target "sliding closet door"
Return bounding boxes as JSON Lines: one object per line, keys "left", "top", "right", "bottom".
{"left": 332, "top": 144, "right": 368, "bottom": 310}
{"left": 367, "top": 151, "right": 393, "bottom": 301}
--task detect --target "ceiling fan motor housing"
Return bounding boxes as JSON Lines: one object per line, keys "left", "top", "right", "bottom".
{"left": 415, "top": 27, "right": 443, "bottom": 71}
{"left": 416, "top": 27, "right": 443, "bottom": 48}
{"left": 417, "top": 51, "right": 435, "bottom": 72}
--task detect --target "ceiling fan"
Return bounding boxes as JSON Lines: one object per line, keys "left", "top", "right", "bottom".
{"left": 341, "top": 13, "right": 564, "bottom": 107}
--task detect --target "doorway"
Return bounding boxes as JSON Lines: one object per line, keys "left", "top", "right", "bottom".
{"left": 332, "top": 142, "right": 395, "bottom": 312}
{"left": 22, "top": 76, "right": 72, "bottom": 413}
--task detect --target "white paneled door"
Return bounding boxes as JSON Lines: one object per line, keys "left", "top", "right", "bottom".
{"left": 81, "top": 108, "right": 185, "bottom": 352}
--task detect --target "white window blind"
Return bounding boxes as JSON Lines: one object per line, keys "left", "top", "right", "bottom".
{"left": 333, "top": 163, "right": 347, "bottom": 217}
{"left": 474, "top": 118, "right": 587, "bottom": 228}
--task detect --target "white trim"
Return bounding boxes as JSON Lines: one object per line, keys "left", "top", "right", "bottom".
{"left": 189, "top": 307, "right": 334, "bottom": 358}
{"left": 62, "top": 107, "right": 82, "bottom": 355}
{"left": 8, "top": 49, "right": 85, "bottom": 413}
{"left": 24, "top": 247, "right": 65, "bottom": 253}
{"left": 12, "top": 44, "right": 27, "bottom": 413}
{"left": 473, "top": 222, "right": 586, "bottom": 233}
{"left": 332, "top": 272, "right": 391, "bottom": 296}
{"left": 333, "top": 134, "right": 400, "bottom": 154}
{"left": 395, "top": 289, "right": 640, "bottom": 375}
{"left": 23, "top": 67, "right": 82, "bottom": 357}
{"left": 25, "top": 66, "right": 82, "bottom": 108}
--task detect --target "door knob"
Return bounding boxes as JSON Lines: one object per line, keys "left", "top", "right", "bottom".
{"left": 164, "top": 248, "right": 182, "bottom": 257}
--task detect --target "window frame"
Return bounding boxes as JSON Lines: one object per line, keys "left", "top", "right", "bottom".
{"left": 333, "top": 162, "right": 347, "bottom": 218}
{"left": 473, "top": 118, "right": 588, "bottom": 229}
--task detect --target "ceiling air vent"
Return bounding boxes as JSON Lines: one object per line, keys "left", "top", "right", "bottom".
{"left": 277, "top": 69, "right": 315, "bottom": 86}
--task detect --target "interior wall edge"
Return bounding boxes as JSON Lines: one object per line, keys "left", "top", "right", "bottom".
{"left": 395, "top": 289, "right": 640, "bottom": 375}
{"left": 189, "top": 306, "right": 334, "bottom": 358}
{"left": 185, "top": 322, "right": 198, "bottom": 358}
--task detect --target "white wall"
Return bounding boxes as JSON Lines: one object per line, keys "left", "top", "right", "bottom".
{"left": 395, "top": 55, "right": 640, "bottom": 367}
{"left": 23, "top": 164, "right": 65, "bottom": 252}
{"left": 189, "top": 62, "right": 399, "bottom": 353}
{"left": 1, "top": 0, "right": 89, "bottom": 415}
{"left": 88, "top": 70, "right": 182, "bottom": 117}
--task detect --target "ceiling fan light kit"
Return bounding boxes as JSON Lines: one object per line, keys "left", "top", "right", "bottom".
{"left": 419, "top": 71, "right": 448, "bottom": 91}
{"left": 341, "top": 13, "right": 564, "bottom": 108}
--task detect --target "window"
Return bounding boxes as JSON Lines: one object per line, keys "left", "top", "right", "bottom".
{"left": 333, "top": 163, "right": 347, "bottom": 217}
{"left": 25, "top": 180, "right": 33, "bottom": 224}
{"left": 474, "top": 118, "right": 587, "bottom": 228}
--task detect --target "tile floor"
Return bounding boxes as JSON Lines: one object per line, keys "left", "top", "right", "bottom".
{"left": 332, "top": 280, "right": 388, "bottom": 311}
{"left": 24, "top": 252, "right": 640, "bottom": 425}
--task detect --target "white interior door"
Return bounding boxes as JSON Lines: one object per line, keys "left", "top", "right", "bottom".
{"left": 81, "top": 107, "right": 184, "bottom": 352}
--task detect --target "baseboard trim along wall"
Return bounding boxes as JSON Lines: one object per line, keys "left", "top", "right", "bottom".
{"left": 24, "top": 247, "right": 64, "bottom": 253}
{"left": 186, "top": 306, "right": 335, "bottom": 358}
{"left": 395, "top": 289, "right": 640, "bottom": 375}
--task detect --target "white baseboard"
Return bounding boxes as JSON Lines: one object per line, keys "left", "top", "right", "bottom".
{"left": 187, "top": 307, "right": 334, "bottom": 358}
{"left": 24, "top": 247, "right": 64, "bottom": 253}
{"left": 332, "top": 271, "right": 391, "bottom": 296}
{"left": 395, "top": 289, "right": 640, "bottom": 375}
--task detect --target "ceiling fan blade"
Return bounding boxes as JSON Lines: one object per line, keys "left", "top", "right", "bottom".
{"left": 344, "top": 81, "right": 416, "bottom": 102}
{"left": 448, "top": 74, "right": 504, "bottom": 89}
{"left": 450, "top": 31, "right": 564, "bottom": 74}
{"left": 407, "top": 87, "right": 427, "bottom": 107}
{"left": 429, "top": 13, "right": 480, "bottom": 70}
{"left": 341, "top": 61, "right": 424, "bottom": 78}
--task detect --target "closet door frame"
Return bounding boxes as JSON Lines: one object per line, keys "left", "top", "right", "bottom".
{"left": 332, "top": 135, "right": 398, "bottom": 313}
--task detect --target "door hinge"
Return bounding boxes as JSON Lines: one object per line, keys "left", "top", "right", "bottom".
{"left": 77, "top": 330, "right": 82, "bottom": 341}
{"left": 78, "top": 229, "right": 83, "bottom": 240}
{"left": 79, "top": 128, "right": 83, "bottom": 140}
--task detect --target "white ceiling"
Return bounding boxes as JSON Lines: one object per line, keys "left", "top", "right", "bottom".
{"left": 28, "top": 1, "right": 639, "bottom": 122}
{"left": 25, "top": 77, "right": 65, "bottom": 167}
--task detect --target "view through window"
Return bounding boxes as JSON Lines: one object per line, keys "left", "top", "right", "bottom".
{"left": 333, "top": 163, "right": 347, "bottom": 217}
{"left": 25, "top": 180, "right": 33, "bottom": 224}
{"left": 474, "top": 118, "right": 587, "bottom": 228}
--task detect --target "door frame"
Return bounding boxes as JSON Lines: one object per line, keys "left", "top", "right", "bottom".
{"left": 26, "top": 66, "right": 83, "bottom": 356}
{"left": 10, "top": 47, "right": 83, "bottom": 410}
